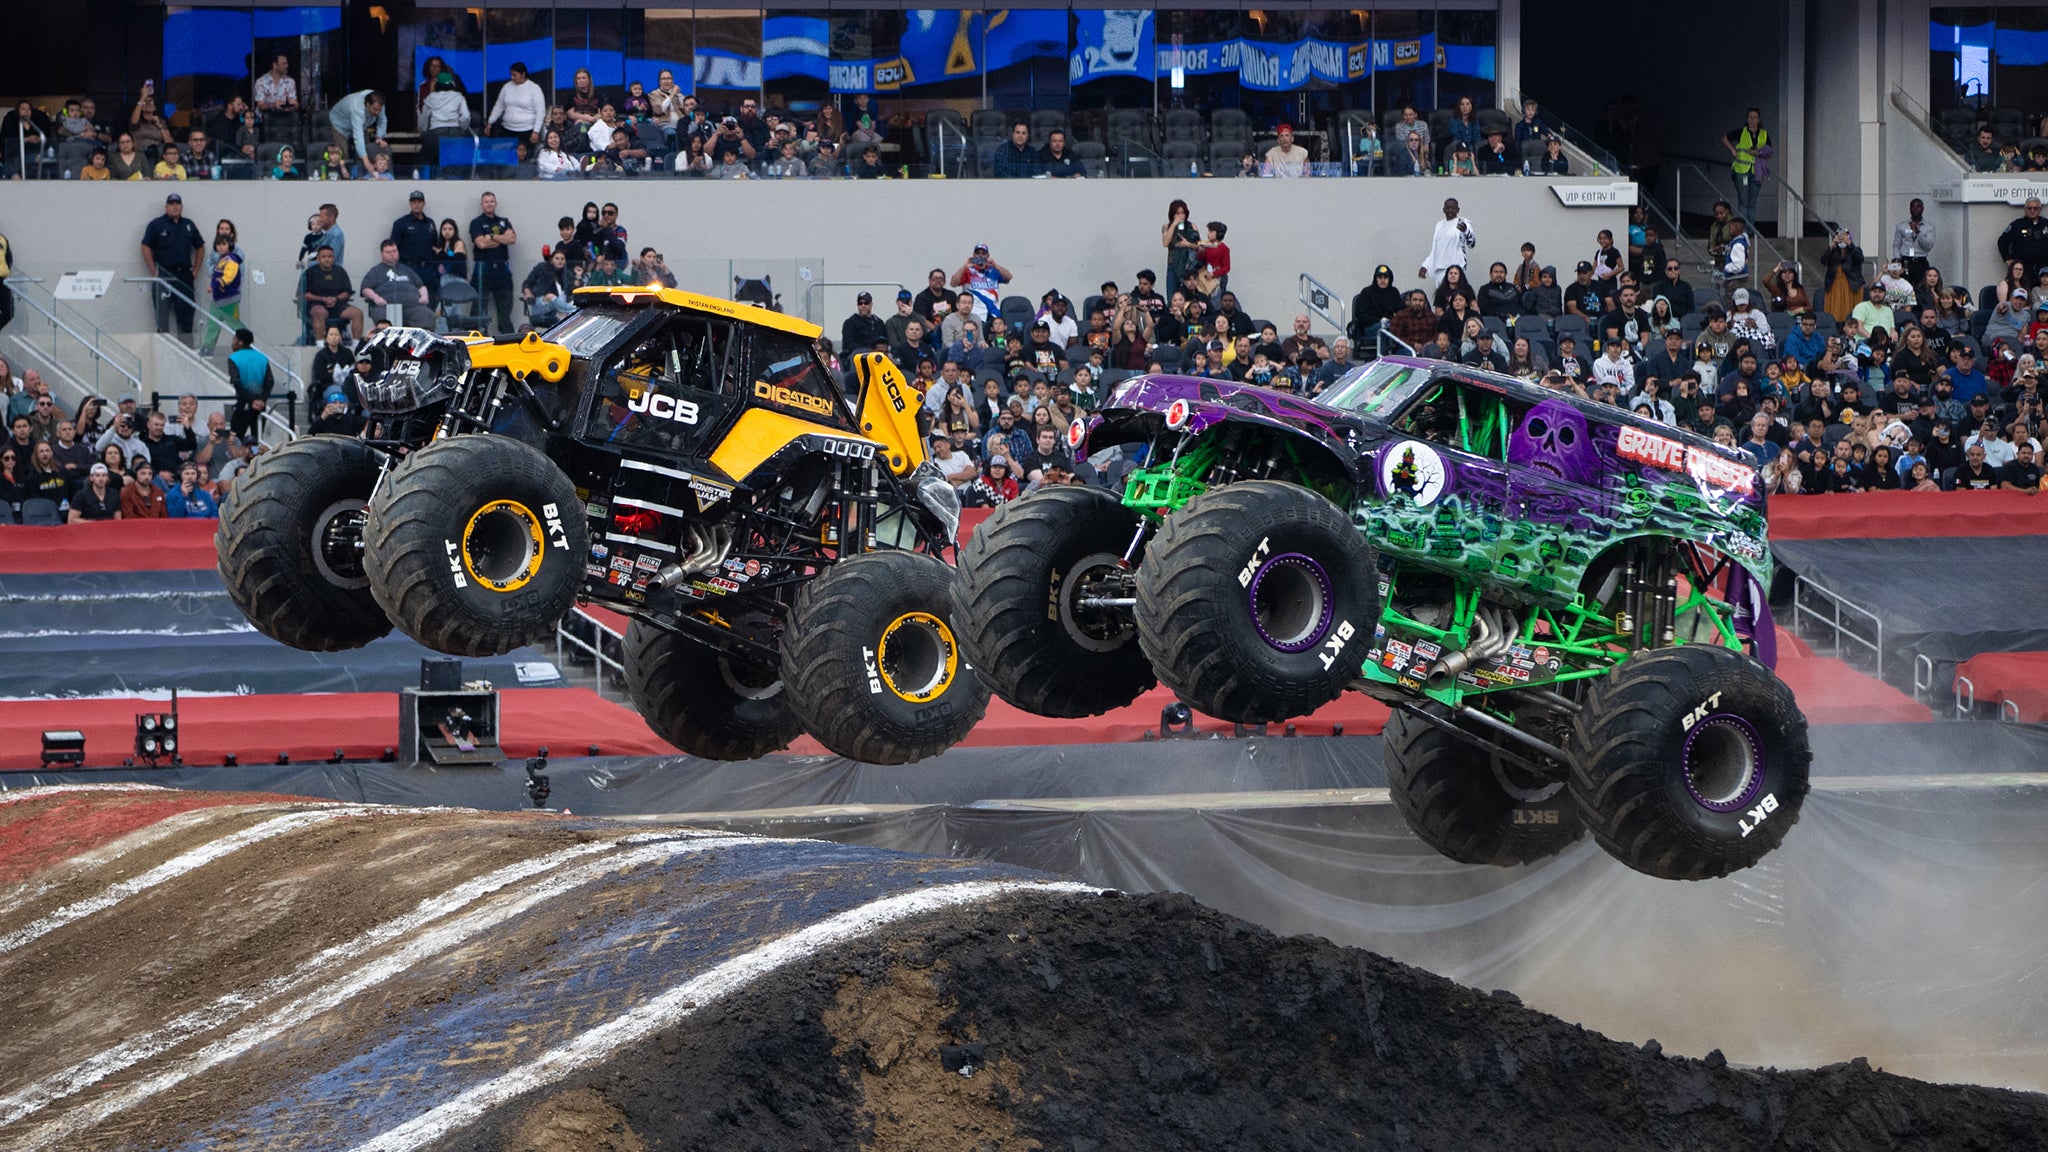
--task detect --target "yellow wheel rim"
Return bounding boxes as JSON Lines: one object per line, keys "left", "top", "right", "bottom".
{"left": 876, "top": 611, "right": 959, "bottom": 703}
{"left": 461, "top": 499, "right": 545, "bottom": 594}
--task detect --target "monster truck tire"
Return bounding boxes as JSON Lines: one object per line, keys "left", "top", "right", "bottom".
{"left": 1567, "top": 644, "right": 1811, "bottom": 881}
{"left": 364, "top": 436, "right": 588, "bottom": 658}
{"left": 215, "top": 435, "right": 391, "bottom": 652}
{"left": 781, "top": 551, "right": 990, "bottom": 765}
{"left": 625, "top": 622, "right": 801, "bottom": 761}
{"left": 1383, "top": 708, "right": 1583, "bottom": 866}
{"left": 953, "top": 485, "right": 1155, "bottom": 717}
{"left": 1134, "top": 480, "right": 1377, "bottom": 723}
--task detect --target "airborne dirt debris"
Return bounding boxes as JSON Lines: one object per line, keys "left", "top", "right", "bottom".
{"left": 441, "top": 890, "right": 2048, "bottom": 1152}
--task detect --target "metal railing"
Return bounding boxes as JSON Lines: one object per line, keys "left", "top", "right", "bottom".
{"left": 1672, "top": 161, "right": 1794, "bottom": 292}
{"left": 555, "top": 607, "right": 627, "bottom": 700}
{"left": 803, "top": 280, "right": 908, "bottom": 338}
{"left": 2, "top": 277, "right": 145, "bottom": 400}
{"left": 1298, "top": 273, "right": 1347, "bottom": 336}
{"left": 125, "top": 275, "right": 306, "bottom": 401}
{"left": 1507, "top": 88, "right": 1626, "bottom": 177}
{"left": 1949, "top": 669, "right": 2024, "bottom": 722}
{"left": 146, "top": 388, "right": 298, "bottom": 446}
{"left": 1791, "top": 574, "right": 1883, "bottom": 674}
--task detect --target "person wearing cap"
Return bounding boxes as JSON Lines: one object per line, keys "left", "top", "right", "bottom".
{"left": 1476, "top": 126, "right": 1515, "bottom": 175}
{"left": 68, "top": 461, "right": 121, "bottom": 522}
{"left": 840, "top": 291, "right": 887, "bottom": 356}
{"left": 709, "top": 115, "right": 754, "bottom": 171}
{"left": 1563, "top": 260, "right": 1601, "bottom": 320}
{"left": 1877, "top": 259, "right": 1916, "bottom": 307}
{"left": 1999, "top": 196, "right": 2048, "bottom": 276}
{"left": 969, "top": 452, "right": 1019, "bottom": 507}
{"left": 390, "top": 190, "right": 437, "bottom": 276}
{"left": 885, "top": 289, "right": 923, "bottom": 348}
{"left": 141, "top": 192, "right": 204, "bottom": 340}
{"left": 1850, "top": 283, "right": 1895, "bottom": 339}
{"left": 1263, "top": 123, "right": 1308, "bottom": 177}
{"left": 952, "top": 243, "right": 1012, "bottom": 322}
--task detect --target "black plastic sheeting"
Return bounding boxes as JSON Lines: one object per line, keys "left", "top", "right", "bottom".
{"left": 1772, "top": 536, "right": 2048, "bottom": 683}
{"left": 0, "top": 569, "right": 564, "bottom": 697}
{"left": 11, "top": 723, "right": 2042, "bottom": 814}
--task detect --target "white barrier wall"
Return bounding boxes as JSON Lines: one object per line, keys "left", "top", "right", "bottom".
{"left": 1, "top": 176, "right": 1626, "bottom": 368}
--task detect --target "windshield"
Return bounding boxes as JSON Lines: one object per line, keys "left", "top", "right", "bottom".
{"left": 1316, "top": 360, "right": 1421, "bottom": 416}
{"left": 545, "top": 307, "right": 635, "bottom": 358}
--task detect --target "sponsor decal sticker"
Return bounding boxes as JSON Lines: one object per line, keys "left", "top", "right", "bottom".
{"left": 1380, "top": 440, "right": 1447, "bottom": 506}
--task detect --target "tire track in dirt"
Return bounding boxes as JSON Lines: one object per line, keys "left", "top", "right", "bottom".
{"left": 5, "top": 788, "right": 2046, "bottom": 1152}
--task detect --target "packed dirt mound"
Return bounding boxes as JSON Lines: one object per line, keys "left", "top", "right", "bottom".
{"left": 0, "top": 786, "right": 2042, "bottom": 1152}
{"left": 453, "top": 890, "right": 2048, "bottom": 1152}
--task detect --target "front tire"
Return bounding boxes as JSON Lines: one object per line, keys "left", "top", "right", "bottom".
{"left": 215, "top": 435, "right": 391, "bottom": 651}
{"left": 364, "top": 436, "right": 588, "bottom": 657}
{"left": 953, "top": 486, "right": 1155, "bottom": 717}
{"left": 782, "top": 551, "right": 990, "bottom": 764}
{"left": 1568, "top": 644, "right": 1811, "bottom": 880}
{"left": 1383, "top": 708, "right": 1583, "bottom": 866}
{"left": 625, "top": 621, "right": 801, "bottom": 761}
{"left": 1134, "top": 480, "right": 1377, "bottom": 723}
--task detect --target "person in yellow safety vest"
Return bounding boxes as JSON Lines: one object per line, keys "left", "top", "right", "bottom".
{"left": 1724, "top": 108, "right": 1770, "bottom": 232}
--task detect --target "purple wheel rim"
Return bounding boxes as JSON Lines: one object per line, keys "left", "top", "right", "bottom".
{"left": 1247, "top": 552, "right": 1333, "bottom": 654}
{"left": 1681, "top": 713, "right": 1767, "bottom": 813}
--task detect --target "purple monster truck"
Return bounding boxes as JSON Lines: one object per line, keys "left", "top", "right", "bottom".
{"left": 954, "top": 358, "right": 1810, "bottom": 881}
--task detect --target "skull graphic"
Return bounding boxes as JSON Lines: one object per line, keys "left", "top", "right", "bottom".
{"left": 1508, "top": 398, "right": 1599, "bottom": 486}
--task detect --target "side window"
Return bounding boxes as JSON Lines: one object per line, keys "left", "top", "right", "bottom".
{"left": 1395, "top": 379, "right": 1510, "bottom": 460}
{"left": 586, "top": 319, "right": 727, "bottom": 455}
{"left": 751, "top": 329, "right": 836, "bottom": 417}
{"left": 1394, "top": 380, "right": 1462, "bottom": 447}
{"left": 670, "top": 316, "right": 737, "bottom": 395}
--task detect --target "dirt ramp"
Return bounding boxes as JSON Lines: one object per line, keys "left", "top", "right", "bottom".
{"left": 1, "top": 787, "right": 2044, "bottom": 1152}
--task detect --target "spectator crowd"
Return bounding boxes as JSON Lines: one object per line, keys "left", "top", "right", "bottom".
{"left": 5, "top": 61, "right": 1581, "bottom": 183}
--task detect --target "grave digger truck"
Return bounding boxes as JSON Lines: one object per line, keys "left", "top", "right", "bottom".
{"left": 217, "top": 286, "right": 987, "bottom": 765}
{"left": 956, "top": 359, "right": 1812, "bottom": 880}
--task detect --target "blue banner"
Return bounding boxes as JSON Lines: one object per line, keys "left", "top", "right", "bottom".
{"left": 1070, "top": 11, "right": 1154, "bottom": 84}
{"left": 1145, "top": 32, "right": 1447, "bottom": 92}
{"left": 827, "top": 9, "right": 1068, "bottom": 94}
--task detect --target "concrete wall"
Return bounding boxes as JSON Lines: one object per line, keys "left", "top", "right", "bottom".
{"left": 2, "top": 176, "right": 1624, "bottom": 377}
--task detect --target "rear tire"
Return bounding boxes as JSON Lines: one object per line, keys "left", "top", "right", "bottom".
{"left": 1134, "top": 480, "right": 1377, "bottom": 723}
{"left": 364, "top": 436, "right": 588, "bottom": 657}
{"left": 1568, "top": 644, "right": 1811, "bottom": 880}
{"left": 215, "top": 435, "right": 391, "bottom": 651}
{"left": 782, "top": 551, "right": 990, "bottom": 764}
{"left": 1383, "top": 708, "right": 1583, "bottom": 866}
{"left": 625, "top": 621, "right": 801, "bottom": 761}
{"left": 953, "top": 485, "right": 1155, "bottom": 717}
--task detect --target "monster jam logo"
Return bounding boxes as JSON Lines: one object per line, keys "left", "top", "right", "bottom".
{"left": 1380, "top": 441, "right": 1445, "bottom": 506}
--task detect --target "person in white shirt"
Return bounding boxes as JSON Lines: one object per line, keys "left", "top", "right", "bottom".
{"left": 1968, "top": 421, "right": 2018, "bottom": 468}
{"left": 486, "top": 62, "right": 547, "bottom": 143}
{"left": 1037, "top": 294, "right": 1079, "bottom": 349}
{"left": 1263, "top": 123, "right": 1309, "bottom": 178}
{"left": 1418, "top": 197, "right": 1477, "bottom": 284}
{"left": 253, "top": 54, "right": 298, "bottom": 116}
{"left": 586, "top": 106, "right": 618, "bottom": 154}
{"left": 1591, "top": 340, "right": 1635, "bottom": 393}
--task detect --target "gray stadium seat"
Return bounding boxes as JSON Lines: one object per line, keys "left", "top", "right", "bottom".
{"left": 1029, "top": 109, "right": 1068, "bottom": 148}
{"left": 1209, "top": 140, "right": 1247, "bottom": 176}
{"left": 19, "top": 498, "right": 62, "bottom": 527}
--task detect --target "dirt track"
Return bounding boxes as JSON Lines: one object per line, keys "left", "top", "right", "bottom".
{"left": 1, "top": 785, "right": 2043, "bottom": 1152}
